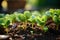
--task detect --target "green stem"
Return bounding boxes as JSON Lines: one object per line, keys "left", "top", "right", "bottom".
{"left": 32, "top": 23, "right": 34, "bottom": 28}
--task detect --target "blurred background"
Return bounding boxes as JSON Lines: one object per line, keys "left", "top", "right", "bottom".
{"left": 0, "top": 0, "right": 60, "bottom": 13}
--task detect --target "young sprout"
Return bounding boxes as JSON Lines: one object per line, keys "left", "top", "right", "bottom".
{"left": 40, "top": 15, "right": 48, "bottom": 23}
{"left": 49, "top": 9, "right": 60, "bottom": 30}
{"left": 0, "top": 17, "right": 10, "bottom": 34}
{"left": 35, "top": 16, "right": 41, "bottom": 25}
{"left": 13, "top": 12, "right": 22, "bottom": 22}
{"left": 18, "top": 14, "right": 27, "bottom": 29}
{"left": 37, "top": 15, "right": 47, "bottom": 25}
{"left": 24, "top": 11, "right": 32, "bottom": 27}
{"left": 28, "top": 15, "right": 36, "bottom": 28}
{"left": 9, "top": 14, "right": 16, "bottom": 24}
{"left": 36, "top": 15, "right": 48, "bottom": 31}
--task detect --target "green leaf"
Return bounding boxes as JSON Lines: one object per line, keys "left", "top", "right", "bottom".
{"left": 53, "top": 15, "right": 59, "bottom": 24}
{"left": 0, "top": 18, "right": 4, "bottom": 25}
{"left": 40, "top": 15, "right": 47, "bottom": 23}
{"left": 4, "top": 20, "right": 10, "bottom": 28}
{"left": 35, "top": 16, "right": 44, "bottom": 26}
{"left": 18, "top": 14, "right": 26, "bottom": 22}
{"left": 28, "top": 15, "right": 36, "bottom": 23}
{"left": 24, "top": 11, "right": 32, "bottom": 19}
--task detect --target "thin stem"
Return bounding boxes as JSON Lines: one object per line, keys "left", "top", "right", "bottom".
{"left": 32, "top": 23, "right": 34, "bottom": 28}
{"left": 23, "top": 22, "right": 26, "bottom": 30}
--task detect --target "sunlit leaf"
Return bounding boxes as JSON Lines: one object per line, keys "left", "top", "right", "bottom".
{"left": 24, "top": 11, "right": 32, "bottom": 19}
{"left": 53, "top": 15, "right": 59, "bottom": 24}
{"left": 28, "top": 15, "right": 36, "bottom": 23}
{"left": 18, "top": 14, "right": 26, "bottom": 22}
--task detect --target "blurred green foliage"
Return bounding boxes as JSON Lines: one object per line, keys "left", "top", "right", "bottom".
{"left": 26, "top": 0, "right": 60, "bottom": 8}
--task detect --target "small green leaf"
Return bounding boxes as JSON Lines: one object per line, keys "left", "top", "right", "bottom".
{"left": 53, "top": 15, "right": 59, "bottom": 24}
{"left": 24, "top": 11, "right": 32, "bottom": 19}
